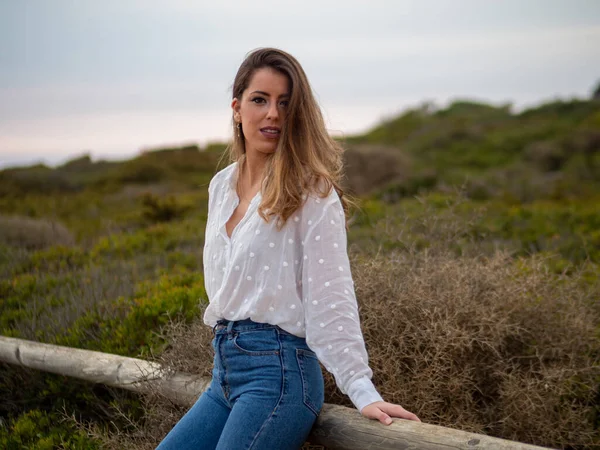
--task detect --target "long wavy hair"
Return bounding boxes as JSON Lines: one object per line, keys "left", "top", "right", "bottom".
{"left": 222, "top": 47, "right": 353, "bottom": 230}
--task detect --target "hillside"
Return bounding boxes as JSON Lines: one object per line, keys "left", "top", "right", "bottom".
{"left": 0, "top": 96, "right": 599, "bottom": 448}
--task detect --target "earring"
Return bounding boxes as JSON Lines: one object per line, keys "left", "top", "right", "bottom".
{"left": 237, "top": 123, "right": 242, "bottom": 138}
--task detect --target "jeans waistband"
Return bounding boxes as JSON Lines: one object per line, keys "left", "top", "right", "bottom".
{"left": 212, "top": 318, "right": 279, "bottom": 335}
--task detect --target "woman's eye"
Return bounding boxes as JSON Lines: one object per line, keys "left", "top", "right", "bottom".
{"left": 251, "top": 97, "right": 266, "bottom": 104}
{"left": 279, "top": 100, "right": 289, "bottom": 107}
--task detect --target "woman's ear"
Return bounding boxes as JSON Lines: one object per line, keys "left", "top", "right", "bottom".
{"left": 231, "top": 98, "right": 241, "bottom": 122}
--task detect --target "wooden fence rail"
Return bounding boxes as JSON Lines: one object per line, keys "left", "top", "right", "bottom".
{"left": 0, "top": 336, "right": 550, "bottom": 450}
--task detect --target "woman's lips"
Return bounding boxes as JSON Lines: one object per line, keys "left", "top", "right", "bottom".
{"left": 260, "top": 127, "right": 280, "bottom": 139}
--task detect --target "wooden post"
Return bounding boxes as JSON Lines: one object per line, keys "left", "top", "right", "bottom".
{"left": 0, "top": 336, "right": 550, "bottom": 450}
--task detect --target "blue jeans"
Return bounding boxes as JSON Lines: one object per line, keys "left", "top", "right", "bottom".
{"left": 156, "top": 319, "right": 325, "bottom": 450}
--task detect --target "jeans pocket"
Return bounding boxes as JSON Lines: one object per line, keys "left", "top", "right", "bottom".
{"left": 296, "top": 348, "right": 324, "bottom": 417}
{"left": 232, "top": 329, "right": 281, "bottom": 355}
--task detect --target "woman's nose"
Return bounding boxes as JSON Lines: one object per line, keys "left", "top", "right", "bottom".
{"left": 266, "top": 102, "right": 279, "bottom": 120}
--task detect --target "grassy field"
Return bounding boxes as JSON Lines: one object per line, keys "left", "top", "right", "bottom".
{"left": 0, "top": 97, "right": 598, "bottom": 449}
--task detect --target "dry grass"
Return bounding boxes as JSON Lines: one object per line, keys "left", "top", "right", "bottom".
{"left": 353, "top": 251, "right": 599, "bottom": 447}
{"left": 0, "top": 214, "right": 75, "bottom": 250}
{"left": 343, "top": 144, "right": 411, "bottom": 196}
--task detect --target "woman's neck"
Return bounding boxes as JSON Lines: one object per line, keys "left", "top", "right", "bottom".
{"left": 240, "top": 152, "right": 268, "bottom": 190}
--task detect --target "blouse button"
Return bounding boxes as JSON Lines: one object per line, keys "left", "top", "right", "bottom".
{"left": 294, "top": 216, "right": 299, "bottom": 222}
{"left": 269, "top": 306, "right": 275, "bottom": 312}
{"left": 318, "top": 259, "right": 324, "bottom": 264}
{"left": 246, "top": 276, "right": 252, "bottom": 281}
{"left": 264, "top": 265, "right": 270, "bottom": 271}
{"left": 255, "top": 230, "right": 261, "bottom": 235}
{"left": 288, "top": 238, "right": 294, "bottom": 243}
{"left": 338, "top": 266, "right": 343, "bottom": 271}
{"left": 338, "top": 326, "right": 344, "bottom": 331}
{"left": 277, "top": 284, "right": 283, "bottom": 290}
{"left": 325, "top": 282, "right": 330, "bottom": 287}
{"left": 296, "top": 321, "right": 302, "bottom": 327}
{"left": 250, "top": 252, "right": 255, "bottom": 257}
{"left": 234, "top": 265, "right": 240, "bottom": 271}
{"left": 334, "top": 243, "right": 339, "bottom": 248}
{"left": 319, "top": 323, "right": 325, "bottom": 328}
{"left": 282, "top": 262, "right": 288, "bottom": 267}
{"left": 312, "top": 300, "right": 318, "bottom": 305}
{"left": 327, "top": 345, "right": 333, "bottom": 350}
{"left": 269, "top": 242, "right": 275, "bottom": 248}
{"left": 315, "top": 235, "right": 321, "bottom": 241}
{"left": 290, "top": 304, "right": 296, "bottom": 309}
{"left": 350, "top": 370, "right": 355, "bottom": 376}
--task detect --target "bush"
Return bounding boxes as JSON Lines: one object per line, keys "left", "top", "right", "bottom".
{"left": 342, "top": 144, "right": 411, "bottom": 195}
{"left": 0, "top": 215, "right": 75, "bottom": 250}
{"left": 0, "top": 409, "right": 99, "bottom": 449}
{"left": 118, "top": 161, "right": 168, "bottom": 184}
{"left": 524, "top": 140, "right": 568, "bottom": 172}
{"left": 141, "top": 193, "right": 191, "bottom": 223}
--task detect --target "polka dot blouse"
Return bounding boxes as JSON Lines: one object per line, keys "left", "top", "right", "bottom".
{"left": 202, "top": 162, "right": 383, "bottom": 412}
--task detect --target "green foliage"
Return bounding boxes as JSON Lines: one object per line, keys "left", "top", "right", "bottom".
{"left": 593, "top": 80, "right": 600, "bottom": 99}
{"left": 57, "top": 269, "right": 206, "bottom": 356}
{"left": 0, "top": 409, "right": 99, "bottom": 450}
{"left": 141, "top": 193, "right": 192, "bottom": 223}
{"left": 14, "top": 246, "right": 87, "bottom": 274}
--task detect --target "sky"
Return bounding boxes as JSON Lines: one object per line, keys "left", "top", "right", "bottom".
{"left": 1, "top": 0, "right": 599, "bottom": 169}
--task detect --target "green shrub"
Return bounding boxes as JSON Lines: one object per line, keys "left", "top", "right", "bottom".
{"left": 56, "top": 269, "right": 206, "bottom": 356}
{"left": 0, "top": 409, "right": 99, "bottom": 449}
{"left": 141, "top": 193, "right": 191, "bottom": 223}
{"left": 118, "top": 161, "right": 168, "bottom": 184}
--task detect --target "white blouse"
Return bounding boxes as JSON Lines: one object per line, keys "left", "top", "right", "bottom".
{"left": 202, "top": 162, "right": 383, "bottom": 412}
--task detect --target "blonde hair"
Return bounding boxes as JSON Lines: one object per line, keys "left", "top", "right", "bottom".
{"left": 222, "top": 47, "right": 353, "bottom": 229}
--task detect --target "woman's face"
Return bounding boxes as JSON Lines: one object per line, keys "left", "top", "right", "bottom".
{"left": 232, "top": 67, "right": 290, "bottom": 156}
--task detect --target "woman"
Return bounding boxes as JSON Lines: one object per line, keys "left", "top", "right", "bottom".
{"left": 157, "top": 48, "right": 420, "bottom": 450}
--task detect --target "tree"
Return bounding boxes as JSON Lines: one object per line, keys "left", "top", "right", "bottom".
{"left": 593, "top": 80, "right": 600, "bottom": 100}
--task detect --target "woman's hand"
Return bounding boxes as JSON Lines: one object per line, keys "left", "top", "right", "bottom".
{"left": 360, "top": 401, "right": 421, "bottom": 425}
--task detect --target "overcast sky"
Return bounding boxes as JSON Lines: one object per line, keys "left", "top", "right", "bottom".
{"left": 1, "top": 0, "right": 599, "bottom": 168}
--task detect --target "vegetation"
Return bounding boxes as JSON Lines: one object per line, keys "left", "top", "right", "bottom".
{"left": 0, "top": 92, "right": 599, "bottom": 448}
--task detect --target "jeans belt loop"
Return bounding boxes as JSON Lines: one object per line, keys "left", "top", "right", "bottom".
{"left": 226, "top": 320, "right": 235, "bottom": 335}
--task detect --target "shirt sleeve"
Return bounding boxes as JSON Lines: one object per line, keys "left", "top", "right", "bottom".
{"left": 300, "top": 189, "right": 384, "bottom": 412}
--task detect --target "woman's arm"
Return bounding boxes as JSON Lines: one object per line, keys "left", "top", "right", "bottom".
{"left": 300, "top": 189, "right": 420, "bottom": 424}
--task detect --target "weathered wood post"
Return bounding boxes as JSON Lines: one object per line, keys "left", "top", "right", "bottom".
{"left": 0, "top": 336, "right": 550, "bottom": 450}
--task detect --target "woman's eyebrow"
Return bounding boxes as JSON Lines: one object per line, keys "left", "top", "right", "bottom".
{"left": 250, "top": 90, "right": 290, "bottom": 98}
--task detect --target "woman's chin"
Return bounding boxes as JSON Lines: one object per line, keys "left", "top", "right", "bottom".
{"left": 248, "top": 143, "right": 278, "bottom": 156}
